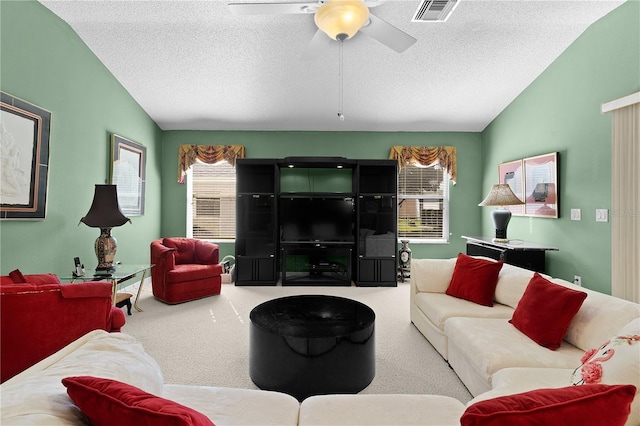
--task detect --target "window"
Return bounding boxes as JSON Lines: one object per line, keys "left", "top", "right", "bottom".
{"left": 397, "top": 164, "right": 449, "bottom": 243}
{"left": 186, "top": 161, "right": 236, "bottom": 240}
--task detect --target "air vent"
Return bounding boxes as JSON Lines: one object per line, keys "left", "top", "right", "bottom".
{"left": 412, "top": 0, "right": 459, "bottom": 22}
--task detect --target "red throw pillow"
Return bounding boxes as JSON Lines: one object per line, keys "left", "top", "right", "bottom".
{"left": 8, "top": 269, "right": 27, "bottom": 283}
{"left": 510, "top": 273, "right": 587, "bottom": 350}
{"left": 446, "top": 253, "right": 503, "bottom": 306}
{"left": 62, "top": 376, "right": 215, "bottom": 426}
{"left": 460, "top": 384, "right": 636, "bottom": 426}
{"left": 163, "top": 238, "right": 197, "bottom": 265}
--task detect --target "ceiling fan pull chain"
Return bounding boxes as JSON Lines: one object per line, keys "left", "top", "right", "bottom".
{"left": 338, "top": 39, "right": 345, "bottom": 121}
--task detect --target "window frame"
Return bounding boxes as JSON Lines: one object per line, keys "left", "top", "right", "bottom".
{"left": 397, "top": 163, "right": 450, "bottom": 244}
{"left": 186, "top": 160, "right": 237, "bottom": 242}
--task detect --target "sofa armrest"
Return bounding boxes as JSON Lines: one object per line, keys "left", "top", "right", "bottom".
{"left": 1, "top": 282, "right": 125, "bottom": 382}
{"left": 151, "top": 240, "right": 176, "bottom": 271}
{"left": 109, "top": 307, "right": 126, "bottom": 332}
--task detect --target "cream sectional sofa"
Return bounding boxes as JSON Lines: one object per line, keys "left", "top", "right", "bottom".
{"left": 1, "top": 329, "right": 470, "bottom": 426}
{"left": 2, "top": 256, "right": 638, "bottom": 425}
{"left": 410, "top": 256, "right": 640, "bottom": 425}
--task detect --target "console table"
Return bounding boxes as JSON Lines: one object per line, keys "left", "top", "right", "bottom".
{"left": 461, "top": 236, "right": 558, "bottom": 273}
{"left": 65, "top": 264, "right": 154, "bottom": 313}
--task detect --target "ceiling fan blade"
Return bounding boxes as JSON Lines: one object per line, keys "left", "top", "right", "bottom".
{"left": 228, "top": 2, "right": 318, "bottom": 15}
{"left": 301, "top": 29, "right": 333, "bottom": 60}
{"left": 359, "top": 13, "right": 417, "bottom": 53}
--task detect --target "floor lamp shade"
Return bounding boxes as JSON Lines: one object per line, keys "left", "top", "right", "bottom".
{"left": 80, "top": 185, "right": 131, "bottom": 271}
{"left": 479, "top": 184, "right": 524, "bottom": 243}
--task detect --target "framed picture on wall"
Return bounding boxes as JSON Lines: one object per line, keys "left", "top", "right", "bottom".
{"left": 110, "top": 134, "right": 146, "bottom": 216}
{"left": 523, "top": 152, "right": 558, "bottom": 218}
{"left": 497, "top": 159, "right": 525, "bottom": 216}
{"left": 0, "top": 92, "right": 51, "bottom": 220}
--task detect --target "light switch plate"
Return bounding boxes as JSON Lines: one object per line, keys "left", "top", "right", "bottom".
{"left": 596, "top": 209, "right": 609, "bottom": 222}
{"left": 570, "top": 209, "right": 581, "bottom": 221}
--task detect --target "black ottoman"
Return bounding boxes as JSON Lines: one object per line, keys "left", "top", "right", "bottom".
{"left": 249, "top": 295, "right": 375, "bottom": 401}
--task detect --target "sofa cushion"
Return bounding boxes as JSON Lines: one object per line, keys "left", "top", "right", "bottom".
{"left": 445, "top": 317, "right": 584, "bottom": 396}
{"left": 411, "top": 258, "right": 457, "bottom": 294}
{"left": 510, "top": 273, "right": 587, "bottom": 350}
{"left": 166, "top": 264, "right": 223, "bottom": 283}
{"left": 414, "top": 293, "right": 513, "bottom": 331}
{"left": 0, "top": 331, "right": 164, "bottom": 425}
{"left": 446, "top": 254, "right": 503, "bottom": 307}
{"left": 8, "top": 269, "right": 27, "bottom": 283}
{"left": 460, "top": 384, "right": 636, "bottom": 426}
{"left": 299, "top": 394, "right": 465, "bottom": 426}
{"left": 493, "top": 263, "right": 537, "bottom": 309}
{"left": 552, "top": 279, "right": 640, "bottom": 351}
{"left": 25, "top": 273, "right": 61, "bottom": 285}
{"left": 62, "top": 376, "right": 214, "bottom": 426}
{"left": 162, "top": 384, "right": 301, "bottom": 426}
{"left": 571, "top": 318, "right": 640, "bottom": 386}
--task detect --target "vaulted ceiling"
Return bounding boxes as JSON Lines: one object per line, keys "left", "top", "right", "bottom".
{"left": 39, "top": 0, "right": 624, "bottom": 132}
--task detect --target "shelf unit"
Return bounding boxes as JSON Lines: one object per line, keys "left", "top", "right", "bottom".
{"left": 235, "top": 159, "right": 279, "bottom": 285}
{"left": 235, "top": 157, "right": 397, "bottom": 286}
{"left": 356, "top": 160, "right": 398, "bottom": 286}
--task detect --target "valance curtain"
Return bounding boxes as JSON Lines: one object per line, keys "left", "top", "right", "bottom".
{"left": 177, "top": 145, "right": 245, "bottom": 183}
{"left": 609, "top": 101, "right": 639, "bottom": 303}
{"left": 389, "top": 146, "right": 457, "bottom": 184}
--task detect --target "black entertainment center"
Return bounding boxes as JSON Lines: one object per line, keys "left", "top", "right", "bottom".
{"left": 235, "top": 157, "right": 397, "bottom": 286}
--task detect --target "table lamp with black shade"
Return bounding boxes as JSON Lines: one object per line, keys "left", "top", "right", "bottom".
{"left": 478, "top": 184, "right": 524, "bottom": 243}
{"left": 80, "top": 184, "right": 131, "bottom": 272}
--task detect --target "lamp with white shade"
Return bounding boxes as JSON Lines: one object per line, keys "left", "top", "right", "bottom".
{"left": 478, "top": 184, "right": 524, "bottom": 243}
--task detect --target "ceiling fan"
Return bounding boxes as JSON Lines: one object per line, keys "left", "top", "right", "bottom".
{"left": 228, "top": 0, "right": 417, "bottom": 56}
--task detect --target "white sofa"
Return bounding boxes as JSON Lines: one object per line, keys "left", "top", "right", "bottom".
{"left": 410, "top": 256, "right": 640, "bottom": 425}
{"left": 0, "top": 329, "right": 471, "bottom": 426}
{"left": 2, "top": 256, "right": 638, "bottom": 426}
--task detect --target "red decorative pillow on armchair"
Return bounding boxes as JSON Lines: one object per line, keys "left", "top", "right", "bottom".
{"left": 163, "top": 238, "right": 197, "bottom": 265}
{"left": 8, "top": 269, "right": 27, "bottom": 283}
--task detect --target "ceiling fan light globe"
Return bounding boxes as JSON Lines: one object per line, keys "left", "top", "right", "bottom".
{"left": 314, "top": 0, "right": 370, "bottom": 40}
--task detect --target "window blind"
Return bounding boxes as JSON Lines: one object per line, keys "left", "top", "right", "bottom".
{"left": 189, "top": 161, "right": 236, "bottom": 240}
{"left": 397, "top": 164, "right": 449, "bottom": 241}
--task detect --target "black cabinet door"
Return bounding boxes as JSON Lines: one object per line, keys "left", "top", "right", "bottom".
{"left": 357, "top": 258, "right": 397, "bottom": 286}
{"left": 236, "top": 256, "right": 276, "bottom": 285}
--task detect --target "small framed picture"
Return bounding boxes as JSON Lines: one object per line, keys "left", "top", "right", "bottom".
{"left": 497, "top": 159, "right": 525, "bottom": 216}
{"left": 110, "top": 134, "right": 146, "bottom": 216}
{"left": 523, "top": 152, "right": 558, "bottom": 218}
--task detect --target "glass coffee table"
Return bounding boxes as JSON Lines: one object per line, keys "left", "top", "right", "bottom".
{"left": 65, "top": 264, "right": 154, "bottom": 314}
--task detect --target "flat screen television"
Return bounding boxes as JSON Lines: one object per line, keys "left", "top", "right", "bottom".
{"left": 280, "top": 197, "right": 354, "bottom": 242}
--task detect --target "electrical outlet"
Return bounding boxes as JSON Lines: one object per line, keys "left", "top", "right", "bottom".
{"left": 570, "top": 209, "right": 581, "bottom": 221}
{"left": 596, "top": 209, "right": 609, "bottom": 222}
{"left": 573, "top": 275, "right": 582, "bottom": 286}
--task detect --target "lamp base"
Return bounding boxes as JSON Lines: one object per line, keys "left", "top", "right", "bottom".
{"left": 492, "top": 238, "right": 510, "bottom": 244}
{"left": 95, "top": 228, "right": 117, "bottom": 271}
{"left": 491, "top": 208, "right": 512, "bottom": 243}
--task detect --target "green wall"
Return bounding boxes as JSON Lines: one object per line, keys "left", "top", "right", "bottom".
{"left": 481, "top": 1, "right": 640, "bottom": 293}
{"left": 0, "top": 1, "right": 162, "bottom": 276}
{"left": 161, "top": 131, "right": 483, "bottom": 260}
{"left": 2, "top": 1, "right": 636, "bottom": 295}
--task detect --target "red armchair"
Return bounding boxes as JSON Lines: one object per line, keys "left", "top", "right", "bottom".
{"left": 0, "top": 273, "right": 126, "bottom": 383}
{"left": 150, "top": 238, "right": 223, "bottom": 304}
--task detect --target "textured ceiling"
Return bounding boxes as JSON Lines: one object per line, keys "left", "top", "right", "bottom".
{"left": 39, "top": 0, "right": 625, "bottom": 132}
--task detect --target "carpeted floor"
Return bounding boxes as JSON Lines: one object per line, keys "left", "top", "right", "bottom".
{"left": 122, "top": 280, "right": 473, "bottom": 403}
